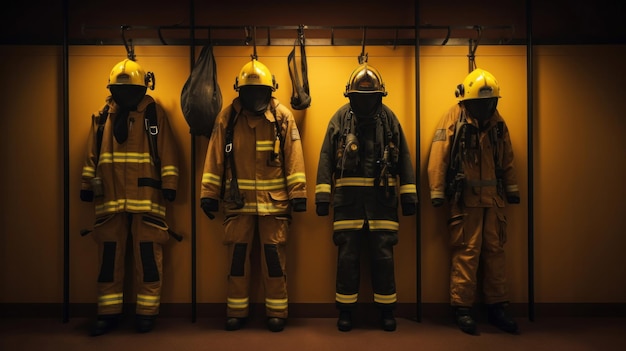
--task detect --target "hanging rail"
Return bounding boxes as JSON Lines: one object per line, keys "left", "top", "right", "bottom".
{"left": 77, "top": 24, "right": 520, "bottom": 46}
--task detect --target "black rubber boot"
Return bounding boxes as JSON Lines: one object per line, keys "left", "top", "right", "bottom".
{"left": 90, "top": 314, "right": 121, "bottom": 337}
{"left": 381, "top": 309, "right": 396, "bottom": 332}
{"left": 487, "top": 302, "right": 519, "bottom": 334}
{"left": 337, "top": 310, "right": 352, "bottom": 332}
{"left": 455, "top": 307, "right": 477, "bottom": 335}
{"left": 135, "top": 314, "right": 156, "bottom": 333}
{"left": 225, "top": 317, "right": 246, "bottom": 331}
{"left": 267, "top": 317, "right": 286, "bottom": 332}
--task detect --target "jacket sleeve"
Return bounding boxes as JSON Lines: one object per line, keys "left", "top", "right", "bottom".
{"left": 156, "top": 104, "right": 179, "bottom": 191}
{"left": 427, "top": 104, "right": 459, "bottom": 201}
{"left": 200, "top": 106, "right": 229, "bottom": 201}
{"left": 80, "top": 108, "right": 104, "bottom": 192}
{"left": 277, "top": 104, "right": 307, "bottom": 200}
{"left": 396, "top": 122, "right": 418, "bottom": 206}
{"left": 500, "top": 118, "right": 520, "bottom": 201}
{"left": 315, "top": 113, "right": 340, "bottom": 205}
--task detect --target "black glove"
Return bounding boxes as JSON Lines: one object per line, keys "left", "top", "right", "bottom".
{"left": 292, "top": 198, "right": 307, "bottom": 212}
{"left": 431, "top": 198, "right": 445, "bottom": 207}
{"left": 507, "top": 194, "right": 521, "bottom": 204}
{"left": 316, "top": 202, "right": 329, "bottom": 216}
{"left": 162, "top": 189, "right": 176, "bottom": 202}
{"left": 401, "top": 202, "right": 416, "bottom": 216}
{"left": 201, "top": 197, "right": 219, "bottom": 220}
{"left": 80, "top": 189, "right": 94, "bottom": 202}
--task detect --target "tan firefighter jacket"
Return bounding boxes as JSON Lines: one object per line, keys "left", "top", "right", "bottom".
{"left": 81, "top": 95, "right": 179, "bottom": 219}
{"left": 201, "top": 97, "right": 307, "bottom": 215}
{"left": 427, "top": 103, "right": 519, "bottom": 208}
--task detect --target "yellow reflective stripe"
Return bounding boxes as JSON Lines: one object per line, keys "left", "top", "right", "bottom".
{"left": 315, "top": 183, "right": 331, "bottom": 194}
{"left": 431, "top": 190, "right": 445, "bottom": 199}
{"left": 368, "top": 220, "right": 399, "bottom": 231}
{"left": 333, "top": 220, "right": 364, "bottom": 231}
{"left": 256, "top": 140, "right": 275, "bottom": 151}
{"left": 95, "top": 199, "right": 166, "bottom": 216}
{"left": 202, "top": 173, "right": 221, "bottom": 186}
{"left": 506, "top": 184, "right": 519, "bottom": 192}
{"left": 137, "top": 294, "right": 160, "bottom": 307}
{"left": 336, "top": 293, "right": 358, "bottom": 304}
{"left": 226, "top": 202, "right": 287, "bottom": 215}
{"left": 82, "top": 166, "right": 95, "bottom": 178}
{"left": 161, "top": 165, "right": 179, "bottom": 177}
{"left": 399, "top": 184, "right": 416, "bottom": 194}
{"left": 227, "top": 297, "right": 249, "bottom": 310}
{"left": 286, "top": 172, "right": 306, "bottom": 186}
{"left": 98, "top": 293, "right": 123, "bottom": 307}
{"left": 237, "top": 178, "right": 286, "bottom": 191}
{"left": 336, "top": 177, "right": 397, "bottom": 187}
{"left": 99, "top": 152, "right": 152, "bottom": 164}
{"left": 265, "top": 297, "right": 288, "bottom": 310}
{"left": 374, "top": 293, "right": 397, "bottom": 304}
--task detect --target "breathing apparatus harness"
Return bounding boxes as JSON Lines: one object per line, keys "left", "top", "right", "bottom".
{"left": 447, "top": 108, "right": 505, "bottom": 202}
{"left": 336, "top": 107, "right": 399, "bottom": 197}
{"left": 221, "top": 104, "right": 285, "bottom": 209}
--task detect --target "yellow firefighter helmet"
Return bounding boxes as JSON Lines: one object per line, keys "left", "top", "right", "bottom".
{"left": 344, "top": 63, "right": 387, "bottom": 97}
{"left": 455, "top": 68, "right": 500, "bottom": 101}
{"left": 234, "top": 59, "right": 277, "bottom": 91}
{"left": 107, "top": 59, "right": 154, "bottom": 90}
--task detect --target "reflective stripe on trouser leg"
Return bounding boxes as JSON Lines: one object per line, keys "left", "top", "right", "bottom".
{"left": 224, "top": 215, "right": 255, "bottom": 318}
{"left": 93, "top": 213, "right": 128, "bottom": 315}
{"left": 370, "top": 230, "right": 398, "bottom": 310}
{"left": 133, "top": 213, "right": 168, "bottom": 316}
{"left": 259, "top": 215, "right": 289, "bottom": 318}
{"left": 333, "top": 230, "right": 361, "bottom": 310}
{"left": 481, "top": 207, "right": 508, "bottom": 304}
{"left": 450, "top": 207, "right": 483, "bottom": 306}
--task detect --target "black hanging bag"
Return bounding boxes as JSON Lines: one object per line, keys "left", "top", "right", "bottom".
{"left": 288, "top": 27, "right": 311, "bottom": 110}
{"left": 181, "top": 44, "right": 222, "bottom": 138}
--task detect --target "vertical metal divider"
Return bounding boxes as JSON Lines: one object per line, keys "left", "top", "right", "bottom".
{"left": 189, "top": 0, "right": 198, "bottom": 324}
{"left": 414, "top": 2, "right": 423, "bottom": 323}
{"left": 526, "top": 0, "right": 535, "bottom": 322}
{"left": 62, "top": 0, "right": 70, "bottom": 323}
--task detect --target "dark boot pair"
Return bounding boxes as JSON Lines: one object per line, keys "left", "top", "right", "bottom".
{"left": 90, "top": 314, "right": 156, "bottom": 336}
{"left": 225, "top": 317, "right": 286, "bottom": 332}
{"left": 454, "top": 303, "right": 519, "bottom": 335}
{"left": 337, "top": 310, "right": 396, "bottom": 332}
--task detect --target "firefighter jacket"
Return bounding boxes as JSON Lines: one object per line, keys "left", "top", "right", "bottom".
{"left": 81, "top": 95, "right": 179, "bottom": 220}
{"left": 427, "top": 103, "right": 519, "bottom": 208}
{"left": 201, "top": 97, "right": 307, "bottom": 215}
{"left": 315, "top": 103, "right": 418, "bottom": 231}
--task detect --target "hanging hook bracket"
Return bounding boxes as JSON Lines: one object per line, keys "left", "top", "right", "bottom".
{"left": 121, "top": 25, "right": 136, "bottom": 60}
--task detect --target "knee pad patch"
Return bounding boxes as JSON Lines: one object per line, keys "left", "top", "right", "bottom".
{"left": 140, "top": 242, "right": 160, "bottom": 283}
{"left": 98, "top": 242, "right": 116, "bottom": 283}
{"left": 264, "top": 244, "right": 283, "bottom": 278}
{"left": 230, "top": 243, "right": 247, "bottom": 277}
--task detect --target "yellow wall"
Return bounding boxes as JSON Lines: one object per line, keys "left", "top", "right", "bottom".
{"left": 1, "top": 43, "right": 625, "bottom": 310}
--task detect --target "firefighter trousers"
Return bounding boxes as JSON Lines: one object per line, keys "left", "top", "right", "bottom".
{"left": 448, "top": 206, "right": 508, "bottom": 306}
{"left": 333, "top": 225, "right": 398, "bottom": 311}
{"left": 92, "top": 212, "right": 170, "bottom": 316}
{"left": 223, "top": 214, "right": 290, "bottom": 318}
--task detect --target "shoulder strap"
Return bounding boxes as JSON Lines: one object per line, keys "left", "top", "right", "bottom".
{"left": 144, "top": 102, "right": 160, "bottom": 173}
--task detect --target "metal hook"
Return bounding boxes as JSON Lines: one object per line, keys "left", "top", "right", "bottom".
{"left": 157, "top": 26, "right": 167, "bottom": 45}
{"left": 442, "top": 26, "right": 451, "bottom": 45}
{"left": 297, "top": 24, "right": 305, "bottom": 45}
{"left": 121, "top": 25, "right": 135, "bottom": 60}
{"left": 244, "top": 26, "right": 257, "bottom": 60}
{"left": 467, "top": 25, "right": 483, "bottom": 72}
{"left": 358, "top": 26, "right": 368, "bottom": 64}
